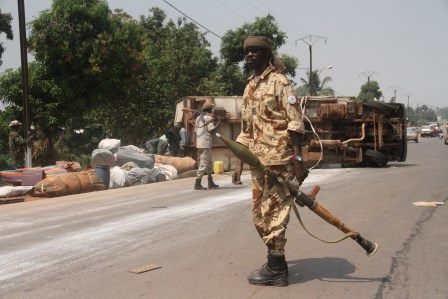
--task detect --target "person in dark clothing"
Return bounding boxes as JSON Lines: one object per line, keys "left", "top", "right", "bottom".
{"left": 165, "top": 121, "right": 181, "bottom": 156}
{"left": 145, "top": 138, "right": 169, "bottom": 155}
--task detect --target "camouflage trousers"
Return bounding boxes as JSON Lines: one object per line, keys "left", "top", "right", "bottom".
{"left": 196, "top": 148, "right": 213, "bottom": 177}
{"left": 251, "top": 165, "right": 292, "bottom": 256}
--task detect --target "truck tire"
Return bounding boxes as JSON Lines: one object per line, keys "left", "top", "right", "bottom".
{"left": 364, "top": 149, "right": 388, "bottom": 166}
{"left": 364, "top": 100, "right": 392, "bottom": 115}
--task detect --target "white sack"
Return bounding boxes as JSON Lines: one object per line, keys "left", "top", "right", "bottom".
{"left": 109, "top": 166, "right": 127, "bottom": 189}
{"left": 98, "top": 138, "right": 121, "bottom": 152}
{"left": 0, "top": 186, "right": 34, "bottom": 198}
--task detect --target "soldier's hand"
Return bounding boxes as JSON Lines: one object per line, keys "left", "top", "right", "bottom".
{"left": 291, "top": 160, "right": 308, "bottom": 185}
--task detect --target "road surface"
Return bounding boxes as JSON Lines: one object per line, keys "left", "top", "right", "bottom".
{"left": 1, "top": 137, "right": 447, "bottom": 298}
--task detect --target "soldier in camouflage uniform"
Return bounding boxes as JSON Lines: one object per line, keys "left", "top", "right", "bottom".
{"left": 194, "top": 101, "right": 220, "bottom": 190}
{"left": 8, "top": 120, "right": 26, "bottom": 169}
{"left": 234, "top": 36, "right": 306, "bottom": 286}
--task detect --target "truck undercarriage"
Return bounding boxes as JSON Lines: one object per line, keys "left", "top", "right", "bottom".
{"left": 176, "top": 96, "right": 407, "bottom": 171}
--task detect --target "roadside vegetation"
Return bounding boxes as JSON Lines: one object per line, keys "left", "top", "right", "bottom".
{"left": 0, "top": 1, "right": 445, "bottom": 169}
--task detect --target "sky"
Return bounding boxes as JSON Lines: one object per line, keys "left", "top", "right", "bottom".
{"left": 1, "top": 0, "right": 448, "bottom": 108}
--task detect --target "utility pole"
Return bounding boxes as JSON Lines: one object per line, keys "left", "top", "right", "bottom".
{"left": 17, "top": 0, "right": 32, "bottom": 168}
{"left": 404, "top": 93, "right": 412, "bottom": 110}
{"left": 360, "top": 71, "right": 377, "bottom": 86}
{"left": 388, "top": 86, "right": 401, "bottom": 103}
{"left": 416, "top": 104, "right": 419, "bottom": 126}
{"left": 295, "top": 35, "right": 327, "bottom": 96}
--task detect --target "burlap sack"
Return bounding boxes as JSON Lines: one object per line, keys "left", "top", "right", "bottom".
{"left": 154, "top": 155, "right": 196, "bottom": 174}
{"left": 60, "top": 173, "right": 82, "bottom": 195}
{"left": 33, "top": 176, "right": 69, "bottom": 197}
{"left": 33, "top": 172, "right": 105, "bottom": 198}
{"left": 78, "top": 172, "right": 105, "bottom": 192}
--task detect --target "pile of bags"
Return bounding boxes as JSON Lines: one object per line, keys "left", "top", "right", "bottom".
{"left": 91, "top": 138, "right": 197, "bottom": 189}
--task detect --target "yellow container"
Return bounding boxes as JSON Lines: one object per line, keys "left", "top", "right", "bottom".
{"left": 213, "top": 161, "right": 224, "bottom": 174}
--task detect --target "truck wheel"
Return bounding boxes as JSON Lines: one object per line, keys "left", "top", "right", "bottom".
{"left": 364, "top": 100, "right": 392, "bottom": 115}
{"left": 364, "top": 149, "right": 388, "bottom": 167}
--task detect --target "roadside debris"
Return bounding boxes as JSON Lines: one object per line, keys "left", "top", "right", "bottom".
{"left": 0, "top": 185, "right": 33, "bottom": 198}
{"left": 128, "top": 263, "right": 161, "bottom": 274}
{"left": 412, "top": 201, "right": 444, "bottom": 207}
{"left": 0, "top": 138, "right": 198, "bottom": 202}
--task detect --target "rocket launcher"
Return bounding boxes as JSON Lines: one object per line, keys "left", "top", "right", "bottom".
{"left": 216, "top": 133, "right": 379, "bottom": 257}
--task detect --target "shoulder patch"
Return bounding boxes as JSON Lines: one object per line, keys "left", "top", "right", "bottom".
{"left": 287, "top": 95, "right": 297, "bottom": 105}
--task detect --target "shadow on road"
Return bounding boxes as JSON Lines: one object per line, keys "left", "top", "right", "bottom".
{"left": 287, "top": 257, "right": 388, "bottom": 284}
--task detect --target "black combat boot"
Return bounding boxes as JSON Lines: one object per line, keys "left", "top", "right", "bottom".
{"left": 247, "top": 254, "right": 288, "bottom": 286}
{"left": 207, "top": 175, "right": 219, "bottom": 189}
{"left": 194, "top": 177, "right": 206, "bottom": 190}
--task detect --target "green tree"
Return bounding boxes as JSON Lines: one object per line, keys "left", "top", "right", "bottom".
{"left": 217, "top": 14, "right": 297, "bottom": 95}
{"left": 297, "top": 70, "right": 334, "bottom": 96}
{"left": 416, "top": 105, "right": 437, "bottom": 125}
{"left": 437, "top": 106, "right": 448, "bottom": 121}
{"left": 28, "top": 0, "right": 153, "bottom": 146}
{"left": 137, "top": 8, "right": 219, "bottom": 135}
{"left": 0, "top": 9, "right": 13, "bottom": 66}
{"left": 357, "top": 80, "right": 382, "bottom": 103}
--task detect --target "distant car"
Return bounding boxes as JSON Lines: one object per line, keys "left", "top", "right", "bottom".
{"left": 420, "top": 125, "right": 433, "bottom": 137}
{"left": 406, "top": 127, "right": 418, "bottom": 143}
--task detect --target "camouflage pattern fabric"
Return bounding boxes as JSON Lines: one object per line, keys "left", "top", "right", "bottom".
{"left": 196, "top": 148, "right": 213, "bottom": 177}
{"left": 251, "top": 165, "right": 292, "bottom": 255}
{"left": 236, "top": 66, "right": 304, "bottom": 166}
{"left": 8, "top": 129, "right": 25, "bottom": 168}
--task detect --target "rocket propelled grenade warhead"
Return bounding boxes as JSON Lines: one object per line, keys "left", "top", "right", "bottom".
{"left": 215, "top": 133, "right": 265, "bottom": 171}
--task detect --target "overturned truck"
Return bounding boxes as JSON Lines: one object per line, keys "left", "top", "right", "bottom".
{"left": 175, "top": 96, "right": 407, "bottom": 171}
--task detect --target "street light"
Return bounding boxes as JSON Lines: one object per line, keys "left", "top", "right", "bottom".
{"left": 317, "top": 65, "right": 333, "bottom": 75}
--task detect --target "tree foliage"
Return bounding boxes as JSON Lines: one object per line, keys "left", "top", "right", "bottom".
{"left": 357, "top": 80, "right": 382, "bottom": 103}
{"left": 0, "top": 9, "right": 13, "bottom": 66}
{"left": 0, "top": 1, "right": 222, "bottom": 165}
{"left": 296, "top": 70, "right": 334, "bottom": 96}
{"left": 217, "top": 14, "right": 297, "bottom": 95}
{"left": 0, "top": 3, "right": 302, "bottom": 166}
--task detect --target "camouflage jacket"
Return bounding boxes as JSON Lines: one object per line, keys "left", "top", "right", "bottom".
{"left": 236, "top": 67, "right": 304, "bottom": 166}
{"left": 9, "top": 129, "right": 25, "bottom": 153}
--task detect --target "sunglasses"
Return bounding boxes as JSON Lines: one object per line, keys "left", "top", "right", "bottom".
{"left": 244, "top": 47, "right": 265, "bottom": 55}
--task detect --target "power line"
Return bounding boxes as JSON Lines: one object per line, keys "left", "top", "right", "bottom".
{"left": 187, "top": 0, "right": 213, "bottom": 13}
{"left": 253, "top": 0, "right": 308, "bottom": 36}
{"left": 161, "top": 0, "right": 222, "bottom": 39}
{"left": 360, "top": 71, "right": 377, "bottom": 84}
{"left": 215, "top": 0, "right": 250, "bottom": 23}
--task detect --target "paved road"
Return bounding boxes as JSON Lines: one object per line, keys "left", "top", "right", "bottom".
{"left": 1, "top": 138, "right": 447, "bottom": 298}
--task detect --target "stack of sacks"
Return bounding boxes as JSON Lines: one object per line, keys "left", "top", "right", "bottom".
{"left": 108, "top": 162, "right": 176, "bottom": 189}
{"left": 116, "top": 147, "right": 154, "bottom": 169}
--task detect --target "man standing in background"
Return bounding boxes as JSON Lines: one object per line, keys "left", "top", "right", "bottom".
{"left": 177, "top": 122, "right": 188, "bottom": 157}
{"left": 8, "top": 120, "right": 26, "bottom": 169}
{"left": 194, "top": 102, "right": 220, "bottom": 190}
